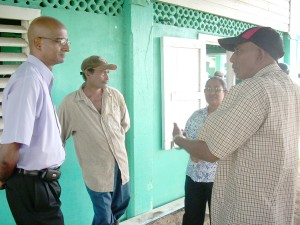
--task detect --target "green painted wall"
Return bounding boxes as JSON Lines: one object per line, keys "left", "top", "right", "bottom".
{"left": 0, "top": 6, "right": 125, "bottom": 225}
{"left": 283, "top": 35, "right": 291, "bottom": 64}
{"left": 123, "top": 2, "right": 155, "bottom": 217}
{"left": 2, "top": 1, "right": 296, "bottom": 224}
{"left": 0, "top": 2, "right": 194, "bottom": 223}
{"left": 152, "top": 24, "right": 199, "bottom": 208}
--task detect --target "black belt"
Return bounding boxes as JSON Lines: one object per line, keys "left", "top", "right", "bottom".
{"left": 16, "top": 168, "right": 61, "bottom": 181}
{"left": 16, "top": 168, "right": 42, "bottom": 176}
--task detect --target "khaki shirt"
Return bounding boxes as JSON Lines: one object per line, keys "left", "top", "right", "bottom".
{"left": 58, "top": 85, "right": 130, "bottom": 192}
{"left": 199, "top": 64, "right": 300, "bottom": 225}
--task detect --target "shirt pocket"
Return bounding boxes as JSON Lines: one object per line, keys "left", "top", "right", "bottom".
{"left": 106, "top": 102, "right": 121, "bottom": 131}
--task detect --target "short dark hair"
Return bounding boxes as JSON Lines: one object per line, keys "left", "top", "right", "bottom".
{"left": 80, "top": 68, "right": 95, "bottom": 81}
{"left": 206, "top": 76, "right": 227, "bottom": 90}
{"left": 214, "top": 71, "right": 225, "bottom": 78}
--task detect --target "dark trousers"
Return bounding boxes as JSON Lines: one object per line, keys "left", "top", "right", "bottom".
{"left": 86, "top": 163, "right": 130, "bottom": 225}
{"left": 182, "top": 176, "right": 213, "bottom": 225}
{"left": 6, "top": 172, "right": 64, "bottom": 225}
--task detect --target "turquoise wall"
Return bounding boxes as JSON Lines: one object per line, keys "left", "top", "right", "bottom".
{"left": 152, "top": 24, "right": 199, "bottom": 207}
{"left": 0, "top": 2, "right": 192, "bottom": 223}
{"left": 2, "top": 1, "right": 295, "bottom": 224}
{"left": 0, "top": 2, "right": 213, "bottom": 223}
{"left": 122, "top": 2, "right": 155, "bottom": 217}
{"left": 0, "top": 7, "right": 125, "bottom": 225}
{"left": 122, "top": 1, "right": 189, "bottom": 216}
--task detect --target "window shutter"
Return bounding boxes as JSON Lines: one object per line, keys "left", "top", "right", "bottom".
{"left": 0, "top": 5, "right": 40, "bottom": 141}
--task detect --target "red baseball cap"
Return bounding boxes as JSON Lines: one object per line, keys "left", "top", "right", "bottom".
{"left": 218, "top": 27, "right": 284, "bottom": 60}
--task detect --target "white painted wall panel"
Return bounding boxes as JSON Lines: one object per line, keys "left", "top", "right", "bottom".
{"left": 160, "top": 0, "right": 290, "bottom": 32}
{"left": 0, "top": 4, "right": 40, "bottom": 20}
{"left": 290, "top": 0, "right": 300, "bottom": 35}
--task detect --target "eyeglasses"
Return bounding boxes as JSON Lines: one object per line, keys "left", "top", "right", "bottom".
{"left": 39, "top": 37, "right": 71, "bottom": 46}
{"left": 204, "top": 87, "right": 225, "bottom": 94}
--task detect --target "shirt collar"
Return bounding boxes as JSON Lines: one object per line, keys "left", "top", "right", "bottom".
{"left": 27, "top": 55, "right": 54, "bottom": 89}
{"left": 75, "top": 84, "right": 112, "bottom": 102}
{"left": 253, "top": 63, "right": 281, "bottom": 79}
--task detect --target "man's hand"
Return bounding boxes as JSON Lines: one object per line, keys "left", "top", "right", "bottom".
{"left": 0, "top": 143, "right": 20, "bottom": 186}
{"left": 172, "top": 123, "right": 183, "bottom": 138}
{"left": 171, "top": 124, "right": 219, "bottom": 162}
{"left": 171, "top": 123, "right": 184, "bottom": 149}
{"left": 0, "top": 180, "right": 6, "bottom": 190}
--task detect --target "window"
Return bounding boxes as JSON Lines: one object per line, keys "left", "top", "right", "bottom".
{"left": 161, "top": 36, "right": 206, "bottom": 150}
{"left": 161, "top": 35, "right": 235, "bottom": 150}
{"left": 0, "top": 5, "right": 40, "bottom": 141}
{"left": 199, "top": 34, "right": 234, "bottom": 88}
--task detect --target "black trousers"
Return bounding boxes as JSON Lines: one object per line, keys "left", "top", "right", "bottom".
{"left": 5, "top": 172, "right": 64, "bottom": 225}
{"left": 182, "top": 176, "right": 213, "bottom": 225}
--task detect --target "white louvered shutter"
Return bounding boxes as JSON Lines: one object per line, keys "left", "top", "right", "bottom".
{"left": 0, "top": 5, "right": 40, "bottom": 141}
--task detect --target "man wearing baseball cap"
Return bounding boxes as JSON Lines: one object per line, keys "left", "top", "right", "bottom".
{"left": 172, "top": 27, "right": 300, "bottom": 224}
{"left": 58, "top": 55, "right": 130, "bottom": 225}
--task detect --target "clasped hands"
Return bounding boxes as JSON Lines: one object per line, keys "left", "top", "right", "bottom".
{"left": 172, "top": 123, "right": 201, "bottom": 162}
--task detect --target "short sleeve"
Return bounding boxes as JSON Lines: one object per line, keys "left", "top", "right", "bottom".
{"left": 2, "top": 76, "right": 41, "bottom": 145}
{"left": 198, "top": 83, "right": 268, "bottom": 159}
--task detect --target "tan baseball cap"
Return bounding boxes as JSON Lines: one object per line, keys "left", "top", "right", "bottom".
{"left": 81, "top": 55, "right": 117, "bottom": 72}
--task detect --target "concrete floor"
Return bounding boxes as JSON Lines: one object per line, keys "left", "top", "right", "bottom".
{"left": 120, "top": 198, "right": 210, "bottom": 225}
{"left": 120, "top": 198, "right": 184, "bottom": 225}
{"left": 121, "top": 160, "right": 300, "bottom": 225}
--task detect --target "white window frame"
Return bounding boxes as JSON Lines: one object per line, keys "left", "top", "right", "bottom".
{"left": 198, "top": 33, "right": 235, "bottom": 89}
{"left": 161, "top": 36, "right": 206, "bottom": 150}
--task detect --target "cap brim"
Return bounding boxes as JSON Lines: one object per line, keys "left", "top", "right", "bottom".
{"left": 100, "top": 64, "right": 117, "bottom": 71}
{"left": 218, "top": 36, "right": 247, "bottom": 52}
